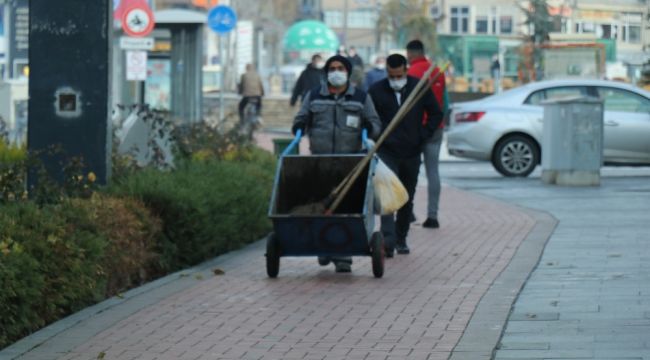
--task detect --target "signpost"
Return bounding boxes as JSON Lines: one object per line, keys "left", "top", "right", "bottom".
{"left": 119, "top": 0, "right": 155, "bottom": 107}
{"left": 207, "top": 5, "right": 236, "bottom": 121}
{"left": 126, "top": 50, "right": 147, "bottom": 81}
{"left": 119, "top": 36, "right": 154, "bottom": 51}
{"left": 122, "top": 4, "right": 155, "bottom": 38}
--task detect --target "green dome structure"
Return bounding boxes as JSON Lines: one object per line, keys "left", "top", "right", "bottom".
{"left": 283, "top": 20, "right": 340, "bottom": 52}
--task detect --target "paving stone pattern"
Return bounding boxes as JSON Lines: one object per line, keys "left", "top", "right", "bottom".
{"left": 450, "top": 178, "right": 650, "bottom": 360}
{"left": 52, "top": 186, "right": 535, "bottom": 360}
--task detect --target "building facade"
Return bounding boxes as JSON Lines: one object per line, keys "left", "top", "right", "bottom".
{"left": 434, "top": 0, "right": 649, "bottom": 83}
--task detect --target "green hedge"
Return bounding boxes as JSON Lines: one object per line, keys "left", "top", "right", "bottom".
{"left": 0, "top": 195, "right": 163, "bottom": 348}
{"left": 0, "top": 142, "right": 26, "bottom": 165}
{"left": 110, "top": 148, "right": 276, "bottom": 270}
{"left": 0, "top": 147, "right": 276, "bottom": 349}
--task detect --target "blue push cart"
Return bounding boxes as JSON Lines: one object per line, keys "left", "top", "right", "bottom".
{"left": 265, "top": 130, "right": 385, "bottom": 278}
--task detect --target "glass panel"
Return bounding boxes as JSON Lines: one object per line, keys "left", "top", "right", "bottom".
{"left": 544, "top": 86, "right": 585, "bottom": 101}
{"left": 476, "top": 17, "right": 488, "bottom": 33}
{"left": 500, "top": 16, "right": 512, "bottom": 33}
{"left": 628, "top": 26, "right": 641, "bottom": 43}
{"left": 525, "top": 90, "right": 545, "bottom": 105}
{"left": 597, "top": 87, "right": 650, "bottom": 113}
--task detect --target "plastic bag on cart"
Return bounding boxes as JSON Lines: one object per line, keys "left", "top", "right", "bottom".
{"left": 372, "top": 158, "right": 408, "bottom": 215}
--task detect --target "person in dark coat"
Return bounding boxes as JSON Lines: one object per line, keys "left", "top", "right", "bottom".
{"left": 292, "top": 54, "right": 382, "bottom": 273}
{"left": 363, "top": 55, "right": 387, "bottom": 91}
{"left": 368, "top": 54, "right": 443, "bottom": 256}
{"left": 290, "top": 54, "right": 324, "bottom": 107}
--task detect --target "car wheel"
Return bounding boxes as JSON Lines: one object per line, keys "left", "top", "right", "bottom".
{"left": 492, "top": 135, "right": 539, "bottom": 177}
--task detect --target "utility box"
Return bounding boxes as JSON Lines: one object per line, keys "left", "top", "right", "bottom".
{"left": 541, "top": 97, "right": 604, "bottom": 186}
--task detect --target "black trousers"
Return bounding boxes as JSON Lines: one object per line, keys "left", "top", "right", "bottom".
{"left": 238, "top": 96, "right": 262, "bottom": 119}
{"left": 378, "top": 151, "right": 421, "bottom": 249}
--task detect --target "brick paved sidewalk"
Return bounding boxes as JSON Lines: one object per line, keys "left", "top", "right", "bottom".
{"left": 3, "top": 133, "right": 554, "bottom": 360}
{"left": 36, "top": 184, "right": 536, "bottom": 360}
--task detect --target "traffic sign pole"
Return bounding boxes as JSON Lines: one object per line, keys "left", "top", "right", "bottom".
{"left": 219, "top": 37, "right": 225, "bottom": 121}
{"left": 207, "top": 5, "right": 237, "bottom": 123}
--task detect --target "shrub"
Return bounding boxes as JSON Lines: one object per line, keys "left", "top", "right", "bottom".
{"left": 0, "top": 142, "right": 26, "bottom": 165}
{"left": 110, "top": 147, "right": 276, "bottom": 269}
{"left": 0, "top": 195, "right": 163, "bottom": 349}
{"left": 0, "top": 202, "right": 106, "bottom": 348}
{"left": 69, "top": 194, "right": 163, "bottom": 296}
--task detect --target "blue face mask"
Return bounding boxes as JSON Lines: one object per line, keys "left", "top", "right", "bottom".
{"left": 328, "top": 71, "right": 348, "bottom": 87}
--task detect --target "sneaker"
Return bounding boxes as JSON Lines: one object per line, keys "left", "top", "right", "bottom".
{"left": 334, "top": 262, "right": 351, "bottom": 273}
{"left": 396, "top": 242, "right": 410, "bottom": 254}
{"left": 422, "top": 218, "right": 440, "bottom": 228}
{"left": 318, "top": 257, "right": 331, "bottom": 266}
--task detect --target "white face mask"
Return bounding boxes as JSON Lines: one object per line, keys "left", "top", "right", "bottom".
{"left": 328, "top": 71, "right": 348, "bottom": 87}
{"left": 315, "top": 61, "right": 325, "bottom": 69}
{"left": 389, "top": 77, "right": 407, "bottom": 90}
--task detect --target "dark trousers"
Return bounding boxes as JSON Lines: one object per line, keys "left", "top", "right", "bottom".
{"left": 238, "top": 96, "right": 262, "bottom": 120}
{"left": 378, "top": 151, "right": 421, "bottom": 250}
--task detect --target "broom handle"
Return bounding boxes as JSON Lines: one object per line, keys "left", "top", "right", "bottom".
{"left": 326, "top": 62, "right": 449, "bottom": 214}
{"left": 330, "top": 62, "right": 445, "bottom": 197}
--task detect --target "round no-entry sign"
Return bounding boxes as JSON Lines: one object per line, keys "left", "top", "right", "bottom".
{"left": 122, "top": 4, "right": 155, "bottom": 37}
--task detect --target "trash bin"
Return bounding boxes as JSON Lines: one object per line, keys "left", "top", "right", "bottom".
{"left": 273, "top": 138, "right": 299, "bottom": 156}
{"left": 541, "top": 97, "right": 603, "bottom": 186}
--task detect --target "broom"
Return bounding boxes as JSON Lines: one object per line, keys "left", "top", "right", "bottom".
{"left": 324, "top": 62, "right": 450, "bottom": 215}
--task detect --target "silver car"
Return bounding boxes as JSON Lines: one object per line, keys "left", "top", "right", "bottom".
{"left": 446, "top": 79, "right": 650, "bottom": 177}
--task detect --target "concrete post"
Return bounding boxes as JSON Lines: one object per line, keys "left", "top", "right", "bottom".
{"left": 27, "top": 0, "right": 112, "bottom": 186}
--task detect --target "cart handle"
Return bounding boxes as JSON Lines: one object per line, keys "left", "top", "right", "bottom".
{"left": 281, "top": 129, "right": 302, "bottom": 157}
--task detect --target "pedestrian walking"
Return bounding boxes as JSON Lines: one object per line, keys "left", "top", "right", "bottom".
{"left": 347, "top": 46, "right": 365, "bottom": 89}
{"left": 290, "top": 54, "right": 325, "bottom": 107}
{"left": 406, "top": 40, "right": 449, "bottom": 229}
{"left": 368, "top": 54, "right": 443, "bottom": 256}
{"left": 363, "top": 55, "right": 387, "bottom": 91}
{"left": 291, "top": 54, "right": 382, "bottom": 272}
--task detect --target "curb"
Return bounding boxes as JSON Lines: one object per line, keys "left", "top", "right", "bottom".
{"left": 448, "top": 192, "right": 558, "bottom": 360}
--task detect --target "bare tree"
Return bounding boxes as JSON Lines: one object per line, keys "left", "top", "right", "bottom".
{"left": 378, "top": 0, "right": 438, "bottom": 54}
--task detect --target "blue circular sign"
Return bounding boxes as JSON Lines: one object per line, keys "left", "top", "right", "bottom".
{"left": 207, "top": 5, "right": 237, "bottom": 34}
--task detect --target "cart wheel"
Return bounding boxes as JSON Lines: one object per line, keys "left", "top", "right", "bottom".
{"left": 370, "top": 232, "right": 384, "bottom": 278}
{"left": 266, "top": 232, "right": 280, "bottom": 278}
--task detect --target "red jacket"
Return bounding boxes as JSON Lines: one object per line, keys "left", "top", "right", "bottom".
{"left": 408, "top": 56, "right": 446, "bottom": 128}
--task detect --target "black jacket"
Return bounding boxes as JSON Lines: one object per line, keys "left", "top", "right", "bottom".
{"left": 368, "top": 76, "right": 443, "bottom": 158}
{"left": 290, "top": 64, "right": 324, "bottom": 106}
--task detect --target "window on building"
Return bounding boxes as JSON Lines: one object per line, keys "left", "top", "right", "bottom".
{"left": 500, "top": 16, "right": 512, "bottom": 34}
{"left": 324, "top": 10, "right": 343, "bottom": 28}
{"left": 621, "top": 13, "right": 642, "bottom": 44}
{"left": 600, "top": 24, "right": 610, "bottom": 38}
{"left": 582, "top": 22, "right": 595, "bottom": 33}
{"left": 348, "top": 10, "right": 377, "bottom": 29}
{"left": 491, "top": 7, "right": 497, "bottom": 34}
{"left": 451, "top": 6, "right": 469, "bottom": 33}
{"left": 476, "top": 16, "right": 488, "bottom": 34}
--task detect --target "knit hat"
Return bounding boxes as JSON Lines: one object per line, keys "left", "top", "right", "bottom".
{"left": 324, "top": 55, "right": 352, "bottom": 77}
